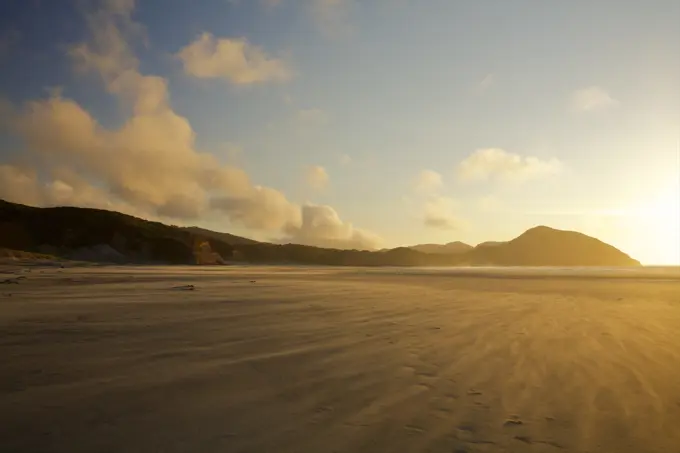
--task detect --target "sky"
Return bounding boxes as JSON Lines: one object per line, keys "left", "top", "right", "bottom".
{"left": 0, "top": 0, "right": 678, "bottom": 264}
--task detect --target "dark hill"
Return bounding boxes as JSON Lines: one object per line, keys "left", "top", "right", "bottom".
{"left": 183, "top": 226, "right": 260, "bottom": 245}
{"left": 0, "top": 200, "right": 640, "bottom": 266}
{"left": 0, "top": 199, "right": 234, "bottom": 264}
{"left": 464, "top": 226, "right": 640, "bottom": 266}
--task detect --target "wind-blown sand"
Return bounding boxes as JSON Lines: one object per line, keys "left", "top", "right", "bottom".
{"left": 1, "top": 265, "right": 679, "bottom": 452}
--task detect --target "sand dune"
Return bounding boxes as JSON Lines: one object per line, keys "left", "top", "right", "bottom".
{"left": 1, "top": 265, "right": 679, "bottom": 452}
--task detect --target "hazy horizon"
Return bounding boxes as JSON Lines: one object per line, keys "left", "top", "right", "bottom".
{"left": 1, "top": 0, "right": 678, "bottom": 265}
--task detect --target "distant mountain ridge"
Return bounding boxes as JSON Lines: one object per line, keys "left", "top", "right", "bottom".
{"left": 467, "top": 225, "right": 641, "bottom": 266}
{"left": 407, "top": 241, "right": 473, "bottom": 254}
{"left": 0, "top": 199, "right": 641, "bottom": 267}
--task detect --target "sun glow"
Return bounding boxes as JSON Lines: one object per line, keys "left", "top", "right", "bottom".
{"left": 629, "top": 184, "right": 680, "bottom": 265}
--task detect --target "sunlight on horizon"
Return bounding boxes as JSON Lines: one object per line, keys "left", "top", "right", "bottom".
{"left": 629, "top": 183, "right": 680, "bottom": 265}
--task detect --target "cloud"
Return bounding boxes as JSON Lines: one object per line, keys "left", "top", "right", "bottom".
{"left": 305, "top": 165, "right": 329, "bottom": 190}
{"left": 0, "top": 165, "right": 45, "bottom": 207}
{"left": 0, "top": 163, "right": 147, "bottom": 218}
{"left": 457, "top": 148, "right": 563, "bottom": 184}
{"left": 0, "top": 0, "right": 380, "bottom": 250}
{"left": 210, "top": 186, "right": 301, "bottom": 230}
{"left": 413, "top": 169, "right": 443, "bottom": 194}
{"left": 408, "top": 170, "right": 462, "bottom": 229}
{"left": 175, "top": 32, "right": 291, "bottom": 85}
{"left": 477, "top": 194, "right": 502, "bottom": 213}
{"left": 570, "top": 86, "right": 618, "bottom": 112}
{"left": 423, "top": 196, "right": 460, "bottom": 230}
{"left": 283, "top": 204, "right": 381, "bottom": 250}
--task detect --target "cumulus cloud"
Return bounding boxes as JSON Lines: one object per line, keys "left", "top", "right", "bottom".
{"left": 175, "top": 32, "right": 291, "bottom": 85}
{"left": 409, "top": 170, "right": 463, "bottom": 229}
{"left": 210, "top": 186, "right": 301, "bottom": 230}
{"left": 305, "top": 165, "right": 329, "bottom": 190}
{"left": 423, "top": 196, "right": 460, "bottom": 230}
{"left": 283, "top": 204, "right": 381, "bottom": 250}
{"left": 570, "top": 86, "right": 618, "bottom": 112}
{"left": 413, "top": 169, "right": 443, "bottom": 194}
{"left": 0, "top": 0, "right": 380, "bottom": 250}
{"left": 457, "top": 148, "right": 563, "bottom": 184}
{"left": 0, "top": 165, "right": 44, "bottom": 207}
{"left": 0, "top": 163, "right": 147, "bottom": 218}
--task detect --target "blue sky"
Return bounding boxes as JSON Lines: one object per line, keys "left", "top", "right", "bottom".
{"left": 1, "top": 0, "right": 679, "bottom": 264}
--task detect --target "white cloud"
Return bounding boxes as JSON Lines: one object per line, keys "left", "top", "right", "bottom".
{"left": 305, "top": 165, "right": 329, "bottom": 190}
{"left": 423, "top": 196, "right": 460, "bottom": 230}
{"left": 413, "top": 169, "right": 443, "bottom": 194}
{"left": 457, "top": 148, "right": 563, "bottom": 184}
{"left": 0, "top": 0, "right": 380, "bottom": 250}
{"left": 175, "top": 32, "right": 291, "bottom": 85}
{"left": 283, "top": 204, "right": 381, "bottom": 250}
{"left": 570, "top": 86, "right": 618, "bottom": 112}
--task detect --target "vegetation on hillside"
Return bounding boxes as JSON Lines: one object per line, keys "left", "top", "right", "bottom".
{"left": 0, "top": 200, "right": 640, "bottom": 266}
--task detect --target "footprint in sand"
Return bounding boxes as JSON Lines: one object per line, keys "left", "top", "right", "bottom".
{"left": 515, "top": 435, "right": 532, "bottom": 444}
{"left": 414, "top": 382, "right": 433, "bottom": 391}
{"left": 403, "top": 424, "right": 425, "bottom": 434}
{"left": 504, "top": 415, "right": 524, "bottom": 426}
{"left": 415, "top": 370, "right": 437, "bottom": 378}
{"left": 457, "top": 422, "right": 476, "bottom": 433}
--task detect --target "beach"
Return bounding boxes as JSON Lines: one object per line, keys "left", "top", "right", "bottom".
{"left": 2, "top": 265, "right": 679, "bottom": 452}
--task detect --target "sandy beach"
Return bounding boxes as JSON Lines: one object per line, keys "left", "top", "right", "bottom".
{"left": 1, "top": 264, "right": 679, "bottom": 453}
